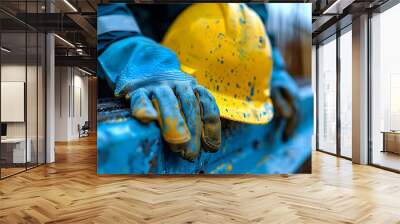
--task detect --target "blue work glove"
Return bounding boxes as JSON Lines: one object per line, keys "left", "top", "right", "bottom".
{"left": 270, "top": 48, "right": 300, "bottom": 142}
{"left": 98, "top": 36, "right": 221, "bottom": 161}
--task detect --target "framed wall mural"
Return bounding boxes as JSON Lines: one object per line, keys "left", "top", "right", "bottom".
{"left": 97, "top": 3, "right": 313, "bottom": 174}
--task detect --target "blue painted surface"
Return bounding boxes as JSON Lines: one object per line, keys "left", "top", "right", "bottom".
{"left": 97, "top": 87, "right": 313, "bottom": 174}
{"left": 98, "top": 35, "right": 222, "bottom": 161}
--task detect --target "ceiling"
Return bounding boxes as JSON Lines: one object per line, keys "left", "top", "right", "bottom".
{"left": 311, "top": 0, "right": 390, "bottom": 43}
{"left": 0, "top": 0, "right": 394, "bottom": 71}
{"left": 0, "top": 0, "right": 100, "bottom": 71}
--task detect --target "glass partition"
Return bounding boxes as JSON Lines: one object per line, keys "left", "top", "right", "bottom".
{"left": 371, "top": 3, "right": 400, "bottom": 171}
{"left": 0, "top": 1, "right": 46, "bottom": 179}
{"left": 317, "top": 36, "right": 337, "bottom": 154}
{"left": 339, "top": 28, "right": 352, "bottom": 158}
{"left": 1, "top": 31, "right": 27, "bottom": 177}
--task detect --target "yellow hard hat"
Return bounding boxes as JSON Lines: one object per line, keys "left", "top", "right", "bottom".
{"left": 162, "top": 3, "right": 274, "bottom": 124}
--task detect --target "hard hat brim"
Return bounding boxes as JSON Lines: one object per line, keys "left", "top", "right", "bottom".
{"left": 211, "top": 91, "right": 274, "bottom": 124}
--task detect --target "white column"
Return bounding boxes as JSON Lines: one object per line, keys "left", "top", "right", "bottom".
{"left": 46, "top": 33, "right": 55, "bottom": 163}
{"left": 45, "top": 0, "right": 56, "bottom": 163}
{"left": 352, "top": 14, "right": 369, "bottom": 164}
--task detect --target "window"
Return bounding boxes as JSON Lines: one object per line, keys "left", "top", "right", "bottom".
{"left": 339, "top": 28, "right": 352, "bottom": 158}
{"left": 370, "top": 3, "right": 400, "bottom": 171}
{"left": 317, "top": 36, "right": 337, "bottom": 154}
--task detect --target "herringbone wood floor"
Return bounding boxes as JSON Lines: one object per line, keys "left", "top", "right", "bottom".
{"left": 1, "top": 135, "right": 400, "bottom": 224}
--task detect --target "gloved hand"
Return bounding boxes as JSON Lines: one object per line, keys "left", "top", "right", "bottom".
{"left": 98, "top": 36, "right": 221, "bottom": 161}
{"left": 270, "top": 48, "right": 300, "bottom": 142}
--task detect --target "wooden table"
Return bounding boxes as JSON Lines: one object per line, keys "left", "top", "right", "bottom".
{"left": 382, "top": 131, "right": 400, "bottom": 154}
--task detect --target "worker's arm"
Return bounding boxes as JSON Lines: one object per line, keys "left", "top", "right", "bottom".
{"left": 97, "top": 4, "right": 221, "bottom": 161}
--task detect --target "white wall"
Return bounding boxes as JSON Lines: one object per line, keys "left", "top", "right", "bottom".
{"left": 1, "top": 65, "right": 40, "bottom": 138}
{"left": 1, "top": 65, "right": 26, "bottom": 139}
{"left": 72, "top": 73, "right": 89, "bottom": 138}
{"left": 54, "top": 67, "right": 89, "bottom": 141}
{"left": 55, "top": 66, "right": 69, "bottom": 141}
{"left": 1, "top": 63, "right": 46, "bottom": 164}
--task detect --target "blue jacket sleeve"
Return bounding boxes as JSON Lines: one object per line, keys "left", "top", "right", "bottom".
{"left": 98, "top": 3, "right": 142, "bottom": 81}
{"left": 97, "top": 3, "right": 141, "bottom": 54}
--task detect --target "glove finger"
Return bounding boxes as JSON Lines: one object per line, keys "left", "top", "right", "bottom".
{"left": 281, "top": 88, "right": 299, "bottom": 141}
{"left": 129, "top": 88, "right": 158, "bottom": 123}
{"left": 151, "top": 86, "right": 191, "bottom": 147}
{"left": 271, "top": 88, "right": 292, "bottom": 118}
{"left": 194, "top": 86, "right": 221, "bottom": 152}
{"left": 281, "top": 87, "right": 297, "bottom": 114}
{"left": 283, "top": 113, "right": 299, "bottom": 142}
{"left": 175, "top": 84, "right": 202, "bottom": 161}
